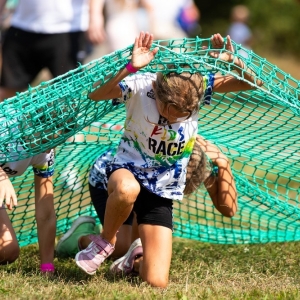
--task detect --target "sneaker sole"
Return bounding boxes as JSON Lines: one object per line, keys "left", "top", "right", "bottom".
{"left": 75, "top": 252, "right": 97, "bottom": 275}
{"left": 56, "top": 216, "right": 96, "bottom": 253}
{"left": 109, "top": 238, "right": 142, "bottom": 274}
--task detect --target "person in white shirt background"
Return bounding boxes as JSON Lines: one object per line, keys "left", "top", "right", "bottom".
{"left": 0, "top": 0, "right": 105, "bottom": 101}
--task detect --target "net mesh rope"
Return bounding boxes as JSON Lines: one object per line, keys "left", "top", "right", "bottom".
{"left": 1, "top": 37, "right": 299, "bottom": 246}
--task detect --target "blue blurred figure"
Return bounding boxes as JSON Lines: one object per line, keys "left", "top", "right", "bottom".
{"left": 227, "top": 5, "right": 252, "bottom": 58}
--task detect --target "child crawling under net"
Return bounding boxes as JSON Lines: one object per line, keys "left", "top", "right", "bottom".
{"left": 67, "top": 31, "right": 262, "bottom": 287}
{"left": 57, "top": 135, "right": 236, "bottom": 262}
{"left": 0, "top": 110, "right": 75, "bottom": 273}
{"left": 0, "top": 148, "right": 55, "bottom": 273}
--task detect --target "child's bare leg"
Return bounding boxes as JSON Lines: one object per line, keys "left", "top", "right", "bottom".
{"left": 131, "top": 213, "right": 139, "bottom": 243}
{"left": 113, "top": 224, "right": 132, "bottom": 258}
{"left": 138, "top": 224, "right": 172, "bottom": 288}
{"left": 0, "top": 208, "right": 20, "bottom": 264}
{"left": 101, "top": 169, "right": 140, "bottom": 245}
{"left": 79, "top": 224, "right": 132, "bottom": 258}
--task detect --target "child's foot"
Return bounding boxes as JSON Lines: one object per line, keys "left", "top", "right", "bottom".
{"left": 56, "top": 216, "right": 96, "bottom": 258}
{"left": 110, "top": 238, "right": 143, "bottom": 276}
{"left": 75, "top": 235, "right": 115, "bottom": 275}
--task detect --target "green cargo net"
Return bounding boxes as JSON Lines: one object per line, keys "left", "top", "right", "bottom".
{"left": 2, "top": 37, "right": 299, "bottom": 246}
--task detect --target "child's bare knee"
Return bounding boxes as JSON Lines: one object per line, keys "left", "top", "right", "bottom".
{"left": 142, "top": 274, "right": 169, "bottom": 288}
{"left": 115, "top": 179, "right": 140, "bottom": 201}
{"left": 0, "top": 243, "right": 20, "bottom": 264}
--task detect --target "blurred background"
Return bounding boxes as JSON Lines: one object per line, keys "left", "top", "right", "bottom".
{"left": 0, "top": 0, "right": 299, "bottom": 87}
{"left": 195, "top": 0, "right": 300, "bottom": 79}
{"left": 95, "top": 0, "right": 300, "bottom": 80}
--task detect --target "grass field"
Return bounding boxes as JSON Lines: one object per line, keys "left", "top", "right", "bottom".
{"left": 1, "top": 238, "right": 300, "bottom": 299}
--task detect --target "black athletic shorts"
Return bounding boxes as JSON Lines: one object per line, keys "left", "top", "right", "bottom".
{"left": 0, "top": 26, "right": 87, "bottom": 89}
{"left": 89, "top": 180, "right": 173, "bottom": 230}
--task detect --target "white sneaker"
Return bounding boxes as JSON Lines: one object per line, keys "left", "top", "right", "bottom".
{"left": 109, "top": 238, "right": 143, "bottom": 275}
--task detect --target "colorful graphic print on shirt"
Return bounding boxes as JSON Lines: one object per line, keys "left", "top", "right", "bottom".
{"left": 90, "top": 72, "right": 214, "bottom": 200}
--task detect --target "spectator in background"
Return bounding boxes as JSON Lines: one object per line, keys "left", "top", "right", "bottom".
{"left": 176, "top": 0, "right": 201, "bottom": 37}
{"left": 144, "top": 0, "right": 195, "bottom": 40}
{"left": 0, "top": 0, "right": 105, "bottom": 101}
{"left": 89, "top": 0, "right": 201, "bottom": 56}
{"left": 101, "top": 0, "right": 150, "bottom": 52}
{"left": 227, "top": 5, "right": 252, "bottom": 58}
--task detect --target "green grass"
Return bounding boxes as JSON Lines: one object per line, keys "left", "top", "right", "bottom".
{"left": 1, "top": 238, "right": 300, "bottom": 299}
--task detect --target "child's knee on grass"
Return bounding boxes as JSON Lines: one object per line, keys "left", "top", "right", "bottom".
{"left": 134, "top": 256, "right": 169, "bottom": 288}
{"left": 0, "top": 209, "right": 20, "bottom": 264}
{"left": 141, "top": 271, "right": 169, "bottom": 288}
{"left": 0, "top": 240, "right": 20, "bottom": 264}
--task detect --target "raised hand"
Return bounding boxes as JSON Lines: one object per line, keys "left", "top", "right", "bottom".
{"left": 0, "top": 175, "right": 17, "bottom": 210}
{"left": 131, "top": 32, "right": 159, "bottom": 70}
{"left": 209, "top": 33, "right": 234, "bottom": 63}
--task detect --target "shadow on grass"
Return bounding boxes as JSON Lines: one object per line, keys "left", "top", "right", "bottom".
{"left": 104, "top": 269, "right": 143, "bottom": 286}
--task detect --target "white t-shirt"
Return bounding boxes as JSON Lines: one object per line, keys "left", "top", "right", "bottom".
{"left": 89, "top": 72, "right": 215, "bottom": 200}
{"left": 0, "top": 149, "right": 55, "bottom": 178}
{"left": 143, "top": 0, "right": 188, "bottom": 39}
{"left": 104, "top": 0, "right": 144, "bottom": 51}
{"left": 0, "top": 116, "right": 55, "bottom": 178}
{"left": 11, "top": 0, "right": 89, "bottom": 33}
{"left": 144, "top": 0, "right": 186, "bottom": 24}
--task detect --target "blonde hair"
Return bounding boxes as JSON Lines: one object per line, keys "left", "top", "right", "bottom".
{"left": 184, "top": 137, "right": 212, "bottom": 195}
{"left": 155, "top": 71, "right": 204, "bottom": 115}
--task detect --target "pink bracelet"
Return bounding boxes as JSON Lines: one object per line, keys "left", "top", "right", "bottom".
{"left": 40, "top": 263, "right": 55, "bottom": 273}
{"left": 125, "top": 62, "right": 138, "bottom": 73}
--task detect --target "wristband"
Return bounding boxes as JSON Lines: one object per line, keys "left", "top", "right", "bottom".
{"left": 40, "top": 263, "right": 55, "bottom": 273}
{"left": 125, "top": 62, "right": 138, "bottom": 73}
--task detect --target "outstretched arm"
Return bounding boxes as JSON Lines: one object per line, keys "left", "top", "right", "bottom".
{"left": 34, "top": 175, "right": 56, "bottom": 265}
{"left": 209, "top": 33, "right": 263, "bottom": 93}
{"left": 197, "top": 136, "right": 238, "bottom": 218}
{"left": 89, "top": 31, "right": 159, "bottom": 101}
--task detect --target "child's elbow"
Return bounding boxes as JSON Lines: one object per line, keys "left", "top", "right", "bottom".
{"left": 88, "top": 92, "right": 98, "bottom": 101}
{"left": 223, "top": 209, "right": 236, "bottom": 218}
{"left": 218, "top": 205, "right": 237, "bottom": 218}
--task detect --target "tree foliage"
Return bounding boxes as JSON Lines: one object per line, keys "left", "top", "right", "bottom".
{"left": 194, "top": 0, "right": 300, "bottom": 57}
